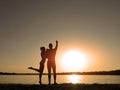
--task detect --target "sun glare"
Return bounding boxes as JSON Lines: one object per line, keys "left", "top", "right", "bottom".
{"left": 68, "top": 75, "right": 82, "bottom": 84}
{"left": 62, "top": 50, "right": 87, "bottom": 72}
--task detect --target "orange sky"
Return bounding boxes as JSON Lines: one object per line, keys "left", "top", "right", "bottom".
{"left": 0, "top": 0, "right": 120, "bottom": 73}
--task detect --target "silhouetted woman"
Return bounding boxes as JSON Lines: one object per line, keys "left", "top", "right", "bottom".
{"left": 28, "top": 47, "right": 47, "bottom": 85}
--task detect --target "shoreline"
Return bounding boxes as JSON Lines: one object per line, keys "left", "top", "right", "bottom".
{"left": 1, "top": 69, "right": 120, "bottom": 75}
{"left": 0, "top": 83, "right": 120, "bottom": 90}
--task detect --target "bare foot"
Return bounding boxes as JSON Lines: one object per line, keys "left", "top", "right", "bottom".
{"left": 28, "top": 67, "right": 33, "bottom": 69}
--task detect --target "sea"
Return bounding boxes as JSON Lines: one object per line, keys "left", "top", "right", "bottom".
{"left": 0, "top": 75, "right": 120, "bottom": 84}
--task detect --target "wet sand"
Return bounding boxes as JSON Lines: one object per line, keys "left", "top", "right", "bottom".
{"left": 0, "top": 83, "right": 120, "bottom": 90}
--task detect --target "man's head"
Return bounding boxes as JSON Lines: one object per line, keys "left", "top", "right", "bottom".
{"left": 49, "top": 43, "right": 53, "bottom": 49}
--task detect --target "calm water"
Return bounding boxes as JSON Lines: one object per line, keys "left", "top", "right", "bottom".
{"left": 0, "top": 75, "right": 120, "bottom": 84}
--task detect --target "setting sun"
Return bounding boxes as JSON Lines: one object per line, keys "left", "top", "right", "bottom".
{"left": 62, "top": 50, "right": 87, "bottom": 72}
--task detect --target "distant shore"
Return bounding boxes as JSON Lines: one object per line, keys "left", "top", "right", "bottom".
{"left": 0, "top": 69, "right": 120, "bottom": 75}
{"left": 0, "top": 83, "right": 120, "bottom": 90}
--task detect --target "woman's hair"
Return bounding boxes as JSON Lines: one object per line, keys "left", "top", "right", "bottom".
{"left": 40, "top": 47, "right": 45, "bottom": 52}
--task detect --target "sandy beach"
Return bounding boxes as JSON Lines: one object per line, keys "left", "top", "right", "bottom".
{"left": 0, "top": 83, "right": 120, "bottom": 90}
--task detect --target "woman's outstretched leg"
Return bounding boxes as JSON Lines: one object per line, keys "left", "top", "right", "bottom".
{"left": 28, "top": 67, "right": 40, "bottom": 72}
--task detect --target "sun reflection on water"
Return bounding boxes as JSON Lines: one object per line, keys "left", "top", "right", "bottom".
{"left": 68, "top": 74, "right": 82, "bottom": 84}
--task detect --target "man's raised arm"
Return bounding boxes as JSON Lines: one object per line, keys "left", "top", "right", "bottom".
{"left": 55, "top": 40, "right": 58, "bottom": 50}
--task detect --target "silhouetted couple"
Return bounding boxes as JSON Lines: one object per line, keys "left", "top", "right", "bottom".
{"left": 28, "top": 41, "right": 58, "bottom": 85}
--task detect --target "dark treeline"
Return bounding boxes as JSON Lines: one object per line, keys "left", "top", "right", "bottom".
{"left": 0, "top": 70, "right": 120, "bottom": 75}
{"left": 57, "top": 70, "right": 120, "bottom": 75}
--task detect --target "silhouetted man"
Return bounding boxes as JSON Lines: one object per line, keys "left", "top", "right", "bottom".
{"left": 47, "top": 41, "right": 58, "bottom": 84}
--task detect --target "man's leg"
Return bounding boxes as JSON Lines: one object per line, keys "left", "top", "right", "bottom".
{"left": 53, "top": 65, "right": 57, "bottom": 84}
{"left": 47, "top": 63, "right": 51, "bottom": 85}
{"left": 48, "top": 72, "right": 51, "bottom": 85}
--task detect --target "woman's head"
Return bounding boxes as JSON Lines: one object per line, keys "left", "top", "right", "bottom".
{"left": 40, "top": 47, "right": 45, "bottom": 52}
